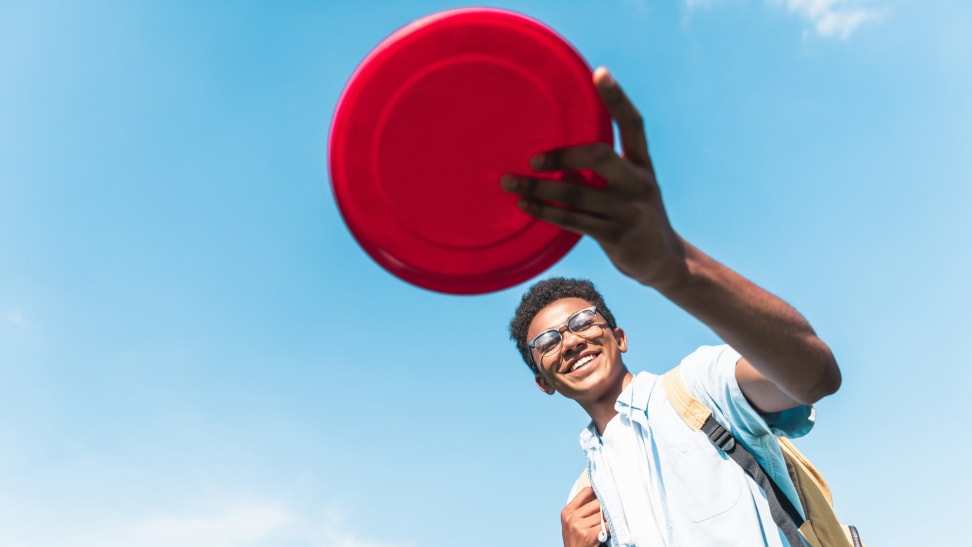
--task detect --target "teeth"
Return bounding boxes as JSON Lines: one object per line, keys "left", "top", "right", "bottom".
{"left": 570, "top": 355, "right": 594, "bottom": 372}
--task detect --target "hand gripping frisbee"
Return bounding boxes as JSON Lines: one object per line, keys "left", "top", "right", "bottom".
{"left": 328, "top": 8, "right": 612, "bottom": 294}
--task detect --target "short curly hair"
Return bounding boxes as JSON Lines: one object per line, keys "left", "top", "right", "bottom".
{"left": 509, "top": 277, "right": 618, "bottom": 373}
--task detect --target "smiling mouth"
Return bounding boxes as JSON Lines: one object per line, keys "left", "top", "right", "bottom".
{"left": 567, "top": 354, "right": 596, "bottom": 373}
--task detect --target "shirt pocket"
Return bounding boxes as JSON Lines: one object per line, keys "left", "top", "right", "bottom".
{"left": 667, "top": 433, "right": 745, "bottom": 522}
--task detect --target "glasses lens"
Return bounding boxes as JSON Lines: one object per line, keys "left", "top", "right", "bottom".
{"left": 568, "top": 309, "right": 598, "bottom": 333}
{"left": 534, "top": 331, "right": 562, "bottom": 355}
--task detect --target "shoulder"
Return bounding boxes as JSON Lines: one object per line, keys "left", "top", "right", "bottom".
{"left": 677, "top": 344, "right": 815, "bottom": 440}
{"left": 681, "top": 344, "right": 740, "bottom": 367}
{"left": 677, "top": 344, "right": 741, "bottom": 393}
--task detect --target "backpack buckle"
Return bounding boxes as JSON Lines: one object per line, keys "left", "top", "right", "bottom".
{"left": 702, "top": 416, "right": 735, "bottom": 452}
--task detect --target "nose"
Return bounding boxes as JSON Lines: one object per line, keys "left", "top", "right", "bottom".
{"left": 560, "top": 328, "right": 587, "bottom": 356}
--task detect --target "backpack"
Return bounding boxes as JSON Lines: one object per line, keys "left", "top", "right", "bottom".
{"left": 569, "top": 367, "right": 864, "bottom": 547}
{"left": 662, "top": 366, "right": 863, "bottom": 547}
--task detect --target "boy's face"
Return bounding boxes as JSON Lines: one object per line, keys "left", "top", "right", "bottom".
{"left": 527, "top": 297, "right": 627, "bottom": 403}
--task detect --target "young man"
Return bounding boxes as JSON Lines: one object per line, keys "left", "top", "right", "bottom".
{"left": 501, "top": 68, "right": 841, "bottom": 546}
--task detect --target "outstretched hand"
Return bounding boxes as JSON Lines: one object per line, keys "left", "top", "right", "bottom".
{"left": 500, "top": 67, "right": 686, "bottom": 289}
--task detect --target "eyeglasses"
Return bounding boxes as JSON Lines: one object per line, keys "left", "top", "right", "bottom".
{"left": 528, "top": 306, "right": 603, "bottom": 364}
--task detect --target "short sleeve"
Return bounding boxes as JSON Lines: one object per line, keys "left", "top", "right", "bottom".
{"left": 677, "top": 345, "right": 815, "bottom": 440}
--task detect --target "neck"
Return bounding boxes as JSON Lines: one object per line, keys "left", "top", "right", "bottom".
{"left": 580, "top": 370, "right": 634, "bottom": 434}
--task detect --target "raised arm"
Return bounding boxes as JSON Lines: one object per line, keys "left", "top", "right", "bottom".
{"left": 499, "top": 67, "right": 840, "bottom": 412}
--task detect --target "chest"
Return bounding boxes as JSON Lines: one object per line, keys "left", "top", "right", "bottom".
{"left": 586, "top": 392, "right": 751, "bottom": 545}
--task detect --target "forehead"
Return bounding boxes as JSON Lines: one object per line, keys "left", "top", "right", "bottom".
{"left": 527, "top": 297, "right": 595, "bottom": 339}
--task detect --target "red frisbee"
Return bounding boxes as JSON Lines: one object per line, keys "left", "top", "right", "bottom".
{"left": 328, "top": 8, "right": 612, "bottom": 294}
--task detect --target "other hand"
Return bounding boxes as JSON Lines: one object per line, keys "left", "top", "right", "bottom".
{"left": 561, "top": 486, "right": 609, "bottom": 547}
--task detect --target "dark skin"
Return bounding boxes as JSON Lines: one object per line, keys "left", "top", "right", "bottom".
{"left": 502, "top": 67, "right": 841, "bottom": 547}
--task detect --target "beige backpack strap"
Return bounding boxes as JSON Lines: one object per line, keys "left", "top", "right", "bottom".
{"left": 781, "top": 438, "right": 862, "bottom": 547}
{"left": 662, "top": 366, "right": 713, "bottom": 431}
{"left": 568, "top": 469, "right": 591, "bottom": 501}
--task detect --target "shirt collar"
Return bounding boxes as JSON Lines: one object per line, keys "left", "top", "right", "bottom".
{"left": 579, "top": 371, "right": 657, "bottom": 451}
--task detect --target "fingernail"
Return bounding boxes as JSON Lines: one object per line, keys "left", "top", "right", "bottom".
{"left": 595, "top": 66, "right": 615, "bottom": 85}
{"left": 529, "top": 153, "right": 545, "bottom": 170}
{"left": 500, "top": 174, "right": 518, "bottom": 190}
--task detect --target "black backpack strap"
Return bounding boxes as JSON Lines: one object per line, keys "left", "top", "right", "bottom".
{"left": 700, "top": 415, "right": 808, "bottom": 547}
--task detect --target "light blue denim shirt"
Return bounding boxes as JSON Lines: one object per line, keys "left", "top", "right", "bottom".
{"left": 579, "top": 345, "right": 814, "bottom": 547}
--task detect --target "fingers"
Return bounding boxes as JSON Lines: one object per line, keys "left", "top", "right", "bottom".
{"left": 564, "top": 487, "right": 600, "bottom": 513}
{"left": 529, "top": 143, "right": 634, "bottom": 185}
{"left": 561, "top": 489, "right": 608, "bottom": 547}
{"left": 524, "top": 198, "right": 617, "bottom": 240}
{"left": 593, "top": 66, "right": 654, "bottom": 172}
{"left": 501, "top": 174, "right": 616, "bottom": 216}
{"left": 500, "top": 177, "right": 621, "bottom": 238}
{"left": 523, "top": 68, "right": 654, "bottom": 192}
{"left": 499, "top": 68, "right": 660, "bottom": 250}
{"left": 500, "top": 174, "right": 631, "bottom": 240}
{"left": 562, "top": 513, "right": 605, "bottom": 547}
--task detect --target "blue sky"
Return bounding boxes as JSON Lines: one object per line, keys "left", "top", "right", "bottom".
{"left": 1, "top": 0, "right": 969, "bottom": 545}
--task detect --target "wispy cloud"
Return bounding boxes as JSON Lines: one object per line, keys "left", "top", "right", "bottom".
{"left": 770, "top": 0, "right": 883, "bottom": 39}
{"left": 0, "top": 497, "right": 413, "bottom": 547}
{"left": 683, "top": 0, "right": 884, "bottom": 39}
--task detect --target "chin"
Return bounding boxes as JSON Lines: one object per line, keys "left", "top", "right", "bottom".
{"left": 562, "top": 370, "right": 610, "bottom": 399}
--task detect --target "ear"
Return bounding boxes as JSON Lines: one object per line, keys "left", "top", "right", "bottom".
{"left": 535, "top": 373, "right": 556, "bottom": 395}
{"left": 613, "top": 327, "right": 628, "bottom": 353}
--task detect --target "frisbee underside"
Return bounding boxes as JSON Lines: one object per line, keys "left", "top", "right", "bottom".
{"left": 329, "top": 8, "right": 612, "bottom": 294}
